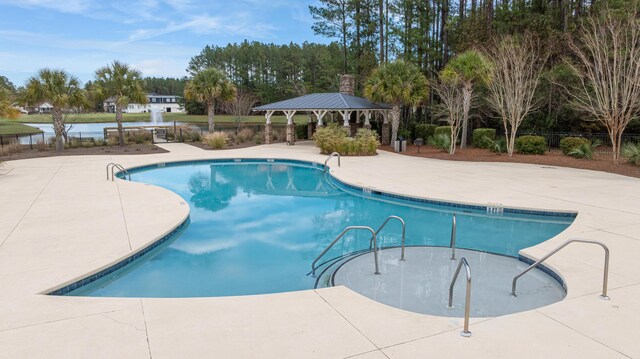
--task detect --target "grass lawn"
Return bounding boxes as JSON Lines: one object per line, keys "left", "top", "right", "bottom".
{"left": 0, "top": 120, "right": 43, "bottom": 136}
{"left": 3, "top": 112, "right": 310, "bottom": 125}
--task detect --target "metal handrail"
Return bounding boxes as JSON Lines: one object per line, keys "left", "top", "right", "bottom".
{"left": 106, "top": 163, "right": 131, "bottom": 181}
{"left": 368, "top": 215, "right": 407, "bottom": 261}
{"left": 323, "top": 152, "right": 341, "bottom": 172}
{"left": 447, "top": 257, "right": 472, "bottom": 337}
{"left": 311, "top": 226, "right": 379, "bottom": 277}
{"left": 511, "top": 239, "right": 610, "bottom": 300}
{"left": 450, "top": 213, "right": 457, "bottom": 260}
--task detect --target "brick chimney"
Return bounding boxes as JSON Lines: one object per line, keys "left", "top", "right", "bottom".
{"left": 339, "top": 74, "right": 355, "bottom": 96}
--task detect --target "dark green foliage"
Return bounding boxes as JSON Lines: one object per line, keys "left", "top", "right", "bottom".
{"left": 515, "top": 135, "right": 547, "bottom": 155}
{"left": 559, "top": 137, "right": 590, "bottom": 155}
{"left": 313, "top": 123, "right": 379, "bottom": 155}
{"left": 472, "top": 128, "right": 497, "bottom": 149}
{"left": 489, "top": 137, "right": 508, "bottom": 154}
{"left": 428, "top": 133, "right": 451, "bottom": 152}
{"left": 398, "top": 128, "right": 412, "bottom": 141}
{"left": 295, "top": 124, "right": 308, "bottom": 140}
{"left": 622, "top": 142, "right": 640, "bottom": 165}
{"left": 568, "top": 140, "right": 601, "bottom": 159}
{"left": 434, "top": 126, "right": 452, "bottom": 137}
{"left": 415, "top": 124, "right": 437, "bottom": 141}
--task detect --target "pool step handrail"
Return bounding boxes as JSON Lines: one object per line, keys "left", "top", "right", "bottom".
{"left": 511, "top": 239, "right": 610, "bottom": 299}
{"left": 368, "top": 215, "right": 407, "bottom": 261}
{"left": 311, "top": 226, "right": 379, "bottom": 277}
{"left": 323, "top": 152, "right": 341, "bottom": 172}
{"left": 106, "top": 163, "right": 131, "bottom": 181}
{"left": 450, "top": 213, "right": 457, "bottom": 260}
{"left": 447, "top": 257, "right": 472, "bottom": 337}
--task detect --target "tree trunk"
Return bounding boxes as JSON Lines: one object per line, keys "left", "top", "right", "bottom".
{"left": 379, "top": 0, "right": 384, "bottom": 63}
{"left": 506, "top": 126, "right": 517, "bottom": 156}
{"left": 51, "top": 107, "right": 64, "bottom": 152}
{"left": 391, "top": 104, "right": 401, "bottom": 143}
{"left": 208, "top": 101, "right": 216, "bottom": 132}
{"left": 460, "top": 82, "right": 473, "bottom": 148}
{"left": 116, "top": 103, "right": 125, "bottom": 146}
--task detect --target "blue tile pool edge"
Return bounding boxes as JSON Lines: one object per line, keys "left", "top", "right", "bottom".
{"left": 46, "top": 218, "right": 190, "bottom": 296}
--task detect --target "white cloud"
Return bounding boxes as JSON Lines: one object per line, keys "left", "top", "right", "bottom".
{"left": 0, "top": 0, "right": 92, "bottom": 13}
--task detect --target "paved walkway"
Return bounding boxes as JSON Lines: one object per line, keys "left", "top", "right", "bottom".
{"left": 0, "top": 142, "right": 638, "bottom": 358}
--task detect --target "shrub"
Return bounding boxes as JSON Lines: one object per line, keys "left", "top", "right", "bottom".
{"left": 295, "top": 124, "right": 308, "bottom": 140}
{"left": 415, "top": 124, "right": 438, "bottom": 141}
{"left": 237, "top": 128, "right": 255, "bottom": 143}
{"left": 434, "top": 126, "right": 452, "bottom": 137}
{"left": 489, "top": 137, "right": 508, "bottom": 154}
{"left": 622, "top": 142, "right": 640, "bottom": 165}
{"left": 253, "top": 132, "right": 263, "bottom": 145}
{"left": 398, "top": 128, "right": 412, "bottom": 141}
{"left": 427, "top": 133, "right": 451, "bottom": 152}
{"left": 559, "top": 137, "right": 590, "bottom": 155}
{"left": 568, "top": 140, "right": 601, "bottom": 159}
{"left": 472, "top": 128, "right": 497, "bottom": 149}
{"left": 106, "top": 136, "right": 119, "bottom": 146}
{"left": 126, "top": 130, "right": 151, "bottom": 144}
{"left": 35, "top": 141, "right": 48, "bottom": 151}
{"left": 0, "top": 143, "right": 22, "bottom": 156}
{"left": 189, "top": 130, "right": 202, "bottom": 142}
{"left": 94, "top": 138, "right": 106, "bottom": 147}
{"left": 515, "top": 135, "right": 547, "bottom": 155}
{"left": 313, "top": 123, "right": 379, "bottom": 155}
{"left": 203, "top": 131, "right": 229, "bottom": 149}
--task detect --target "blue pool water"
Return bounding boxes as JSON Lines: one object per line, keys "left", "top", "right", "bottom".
{"left": 68, "top": 160, "right": 574, "bottom": 298}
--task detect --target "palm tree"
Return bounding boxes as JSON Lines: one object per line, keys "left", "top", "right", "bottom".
{"left": 0, "top": 85, "right": 19, "bottom": 119}
{"left": 94, "top": 61, "right": 147, "bottom": 146}
{"left": 440, "top": 50, "right": 491, "bottom": 148}
{"left": 184, "top": 68, "right": 237, "bottom": 132}
{"left": 23, "top": 69, "right": 85, "bottom": 152}
{"left": 364, "top": 61, "right": 429, "bottom": 143}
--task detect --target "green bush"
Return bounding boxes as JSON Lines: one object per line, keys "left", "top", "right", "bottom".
{"left": 126, "top": 130, "right": 151, "bottom": 144}
{"left": 202, "top": 131, "right": 229, "bottom": 149}
{"left": 253, "top": 132, "right": 263, "bottom": 145}
{"left": 415, "top": 124, "right": 437, "bottom": 141}
{"left": 434, "top": 126, "right": 452, "bottom": 137}
{"left": 515, "top": 135, "right": 547, "bottom": 155}
{"left": 313, "top": 123, "right": 379, "bottom": 155}
{"left": 489, "top": 137, "right": 508, "bottom": 154}
{"left": 398, "top": 128, "right": 412, "bottom": 140}
{"left": 622, "top": 142, "right": 640, "bottom": 165}
{"left": 472, "top": 128, "right": 497, "bottom": 149}
{"left": 568, "top": 140, "right": 601, "bottom": 159}
{"left": 295, "top": 124, "right": 308, "bottom": 140}
{"left": 559, "top": 137, "right": 590, "bottom": 155}
{"left": 427, "top": 133, "right": 451, "bottom": 152}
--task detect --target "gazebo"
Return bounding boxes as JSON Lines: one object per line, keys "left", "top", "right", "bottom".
{"left": 252, "top": 86, "right": 391, "bottom": 145}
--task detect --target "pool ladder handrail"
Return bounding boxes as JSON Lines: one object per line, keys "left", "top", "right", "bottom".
{"left": 450, "top": 213, "right": 457, "bottom": 260}
{"left": 511, "top": 239, "right": 610, "bottom": 299}
{"left": 368, "top": 215, "right": 407, "bottom": 261}
{"left": 106, "top": 163, "right": 131, "bottom": 181}
{"left": 323, "top": 152, "right": 341, "bottom": 172}
{"left": 447, "top": 257, "right": 472, "bottom": 337}
{"left": 311, "top": 226, "right": 379, "bottom": 277}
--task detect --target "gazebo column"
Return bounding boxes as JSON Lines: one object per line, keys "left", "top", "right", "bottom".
{"left": 264, "top": 110, "right": 274, "bottom": 144}
{"left": 307, "top": 114, "right": 314, "bottom": 139}
{"left": 312, "top": 110, "right": 327, "bottom": 128}
{"left": 341, "top": 110, "right": 352, "bottom": 135}
{"left": 381, "top": 110, "right": 391, "bottom": 145}
{"left": 284, "top": 110, "right": 297, "bottom": 145}
{"left": 363, "top": 110, "right": 372, "bottom": 130}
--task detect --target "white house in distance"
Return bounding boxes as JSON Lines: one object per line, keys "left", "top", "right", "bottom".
{"left": 103, "top": 93, "right": 184, "bottom": 114}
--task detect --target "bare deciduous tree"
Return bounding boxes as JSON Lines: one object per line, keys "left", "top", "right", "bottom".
{"left": 564, "top": 10, "right": 640, "bottom": 164}
{"left": 432, "top": 79, "right": 466, "bottom": 155}
{"left": 222, "top": 90, "right": 258, "bottom": 118}
{"left": 485, "top": 35, "right": 548, "bottom": 156}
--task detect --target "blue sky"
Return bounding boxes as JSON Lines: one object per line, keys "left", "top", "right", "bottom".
{"left": 0, "top": 0, "right": 325, "bottom": 86}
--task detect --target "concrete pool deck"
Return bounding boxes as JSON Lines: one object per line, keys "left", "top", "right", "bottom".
{"left": 0, "top": 142, "right": 638, "bottom": 358}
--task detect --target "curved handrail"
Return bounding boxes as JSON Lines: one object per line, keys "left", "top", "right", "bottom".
{"left": 106, "top": 163, "right": 131, "bottom": 181}
{"left": 323, "top": 152, "right": 341, "bottom": 172}
{"left": 512, "top": 239, "right": 610, "bottom": 299}
{"left": 368, "top": 215, "right": 406, "bottom": 260}
{"left": 447, "top": 257, "right": 472, "bottom": 337}
{"left": 311, "top": 225, "right": 379, "bottom": 277}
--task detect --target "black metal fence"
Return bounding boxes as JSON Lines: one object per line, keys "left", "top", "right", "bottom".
{"left": 518, "top": 132, "right": 640, "bottom": 155}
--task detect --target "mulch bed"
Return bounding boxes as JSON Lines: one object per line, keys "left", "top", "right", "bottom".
{"left": 0, "top": 144, "right": 168, "bottom": 162}
{"left": 381, "top": 145, "right": 640, "bottom": 179}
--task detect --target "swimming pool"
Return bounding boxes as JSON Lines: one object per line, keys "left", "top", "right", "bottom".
{"left": 62, "top": 159, "right": 575, "bottom": 298}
